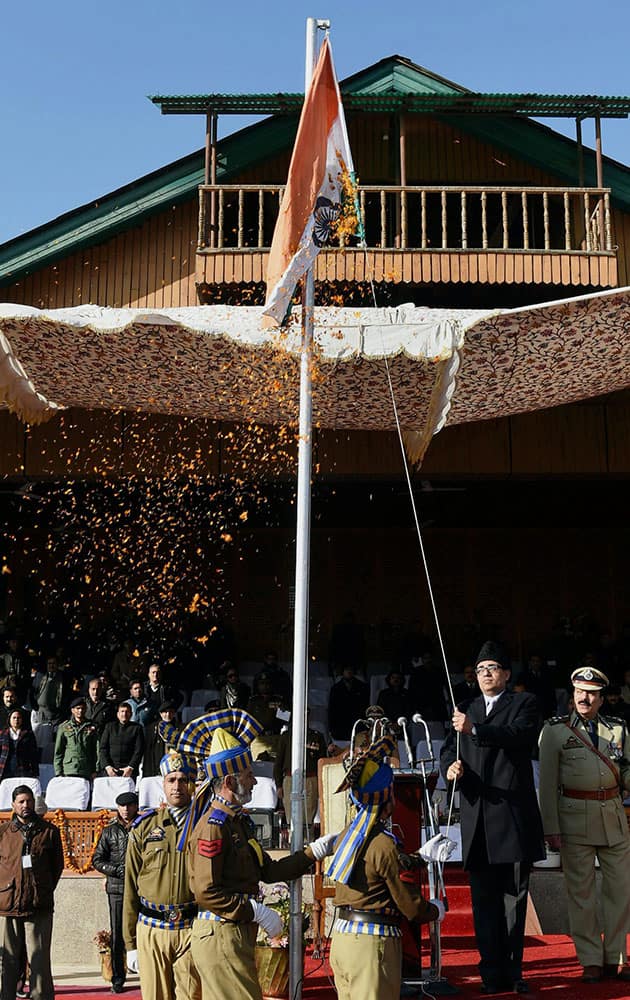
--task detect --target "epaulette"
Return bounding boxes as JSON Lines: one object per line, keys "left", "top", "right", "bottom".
{"left": 132, "top": 808, "right": 158, "bottom": 829}
{"left": 601, "top": 716, "right": 626, "bottom": 727}
{"left": 547, "top": 715, "right": 569, "bottom": 725}
{"left": 206, "top": 808, "right": 228, "bottom": 826}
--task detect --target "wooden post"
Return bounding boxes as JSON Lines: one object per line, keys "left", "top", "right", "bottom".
{"left": 210, "top": 113, "right": 218, "bottom": 249}
{"left": 576, "top": 119, "right": 584, "bottom": 187}
{"left": 398, "top": 114, "right": 407, "bottom": 248}
{"left": 595, "top": 114, "right": 604, "bottom": 250}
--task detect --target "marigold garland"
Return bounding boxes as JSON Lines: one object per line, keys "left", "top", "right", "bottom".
{"left": 52, "top": 808, "right": 111, "bottom": 874}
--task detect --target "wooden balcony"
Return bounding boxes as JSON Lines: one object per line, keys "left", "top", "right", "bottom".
{"left": 196, "top": 184, "right": 618, "bottom": 289}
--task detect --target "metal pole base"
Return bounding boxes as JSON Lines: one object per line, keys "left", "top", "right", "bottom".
{"left": 401, "top": 976, "right": 459, "bottom": 996}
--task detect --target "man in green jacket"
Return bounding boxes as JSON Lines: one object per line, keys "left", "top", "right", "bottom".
{"left": 54, "top": 697, "right": 98, "bottom": 779}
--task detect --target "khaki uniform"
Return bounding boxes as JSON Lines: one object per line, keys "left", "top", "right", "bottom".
{"left": 538, "top": 712, "right": 630, "bottom": 967}
{"left": 123, "top": 806, "right": 201, "bottom": 1000}
{"left": 187, "top": 799, "right": 314, "bottom": 1000}
{"left": 330, "top": 823, "right": 438, "bottom": 1000}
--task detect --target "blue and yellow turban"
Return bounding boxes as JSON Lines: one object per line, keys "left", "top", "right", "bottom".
{"left": 327, "top": 735, "right": 395, "bottom": 885}
{"left": 158, "top": 721, "right": 198, "bottom": 779}
{"left": 177, "top": 709, "right": 263, "bottom": 781}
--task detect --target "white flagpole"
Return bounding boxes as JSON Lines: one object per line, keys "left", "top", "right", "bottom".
{"left": 289, "top": 16, "right": 328, "bottom": 1000}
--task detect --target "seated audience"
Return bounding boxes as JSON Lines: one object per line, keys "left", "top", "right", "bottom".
{"left": 274, "top": 710, "right": 327, "bottom": 827}
{"left": 0, "top": 709, "right": 38, "bottom": 779}
{"left": 247, "top": 672, "right": 285, "bottom": 759}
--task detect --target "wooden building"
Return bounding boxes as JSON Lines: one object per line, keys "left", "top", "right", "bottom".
{"left": 0, "top": 55, "right": 630, "bottom": 665}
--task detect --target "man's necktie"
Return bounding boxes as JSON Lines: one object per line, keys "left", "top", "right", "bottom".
{"left": 588, "top": 720, "right": 598, "bottom": 748}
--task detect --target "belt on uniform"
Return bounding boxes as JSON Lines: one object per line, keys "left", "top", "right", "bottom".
{"left": 139, "top": 900, "right": 198, "bottom": 922}
{"left": 561, "top": 786, "right": 619, "bottom": 801}
{"left": 336, "top": 907, "right": 400, "bottom": 927}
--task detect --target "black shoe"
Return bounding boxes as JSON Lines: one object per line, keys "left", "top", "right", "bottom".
{"left": 513, "top": 982, "right": 529, "bottom": 994}
{"left": 110, "top": 985, "right": 124, "bottom": 994}
{"left": 481, "top": 986, "right": 508, "bottom": 996}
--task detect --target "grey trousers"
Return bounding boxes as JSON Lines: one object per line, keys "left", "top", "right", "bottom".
{"left": 0, "top": 911, "right": 54, "bottom": 1000}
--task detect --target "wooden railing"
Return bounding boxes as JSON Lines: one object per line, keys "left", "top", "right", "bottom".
{"left": 198, "top": 184, "right": 614, "bottom": 256}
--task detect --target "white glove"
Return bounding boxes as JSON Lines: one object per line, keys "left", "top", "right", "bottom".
{"left": 250, "top": 900, "right": 283, "bottom": 940}
{"left": 418, "top": 832, "right": 457, "bottom": 864}
{"left": 308, "top": 832, "right": 338, "bottom": 860}
{"left": 126, "top": 949, "right": 139, "bottom": 973}
{"left": 429, "top": 898, "right": 446, "bottom": 923}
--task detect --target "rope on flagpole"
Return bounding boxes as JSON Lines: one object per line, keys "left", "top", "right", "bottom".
{"left": 354, "top": 229, "right": 461, "bottom": 834}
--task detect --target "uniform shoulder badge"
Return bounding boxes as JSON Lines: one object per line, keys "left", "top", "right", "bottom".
{"left": 547, "top": 715, "right": 569, "bottom": 726}
{"left": 131, "top": 808, "right": 158, "bottom": 829}
{"left": 206, "top": 808, "right": 228, "bottom": 827}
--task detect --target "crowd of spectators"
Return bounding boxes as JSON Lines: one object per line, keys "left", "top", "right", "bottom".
{"left": 0, "top": 612, "right": 629, "bottom": 784}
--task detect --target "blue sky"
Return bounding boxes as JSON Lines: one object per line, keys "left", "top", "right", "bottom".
{"left": 2, "top": 0, "right": 629, "bottom": 243}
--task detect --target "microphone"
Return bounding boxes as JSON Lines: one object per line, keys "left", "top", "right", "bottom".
{"left": 411, "top": 713, "right": 434, "bottom": 762}
{"left": 397, "top": 717, "right": 414, "bottom": 768}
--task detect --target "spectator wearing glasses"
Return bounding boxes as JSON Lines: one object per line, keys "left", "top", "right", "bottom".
{"left": 440, "top": 641, "right": 545, "bottom": 995}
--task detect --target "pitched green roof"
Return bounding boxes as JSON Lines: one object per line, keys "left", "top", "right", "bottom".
{"left": 2, "top": 54, "right": 630, "bottom": 287}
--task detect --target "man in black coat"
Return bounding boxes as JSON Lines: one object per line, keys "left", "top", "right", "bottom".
{"left": 441, "top": 641, "right": 545, "bottom": 995}
{"left": 99, "top": 702, "right": 144, "bottom": 777}
{"left": 93, "top": 791, "right": 139, "bottom": 993}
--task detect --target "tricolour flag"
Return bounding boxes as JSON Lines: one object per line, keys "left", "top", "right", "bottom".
{"left": 263, "top": 36, "right": 357, "bottom": 327}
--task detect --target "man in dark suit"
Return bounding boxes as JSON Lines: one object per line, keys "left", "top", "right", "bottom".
{"left": 441, "top": 641, "right": 545, "bottom": 995}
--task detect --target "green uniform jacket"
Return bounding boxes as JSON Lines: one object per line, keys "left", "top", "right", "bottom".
{"left": 187, "top": 799, "right": 314, "bottom": 921}
{"left": 333, "top": 823, "right": 438, "bottom": 923}
{"left": 53, "top": 718, "right": 98, "bottom": 778}
{"left": 123, "top": 806, "right": 195, "bottom": 950}
{"left": 538, "top": 712, "right": 630, "bottom": 846}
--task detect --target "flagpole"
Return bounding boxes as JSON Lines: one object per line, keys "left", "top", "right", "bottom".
{"left": 289, "top": 16, "right": 328, "bottom": 1000}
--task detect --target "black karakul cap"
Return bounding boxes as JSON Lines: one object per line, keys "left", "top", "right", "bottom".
{"left": 475, "top": 641, "right": 509, "bottom": 670}
{"left": 70, "top": 697, "right": 86, "bottom": 708}
{"left": 116, "top": 791, "right": 139, "bottom": 807}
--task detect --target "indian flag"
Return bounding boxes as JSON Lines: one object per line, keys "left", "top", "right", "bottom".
{"left": 263, "top": 36, "right": 357, "bottom": 327}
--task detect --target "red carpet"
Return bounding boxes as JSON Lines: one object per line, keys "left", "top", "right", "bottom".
{"left": 53, "top": 870, "right": 630, "bottom": 999}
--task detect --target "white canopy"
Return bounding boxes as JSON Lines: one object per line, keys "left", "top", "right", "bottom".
{"left": 1, "top": 286, "right": 629, "bottom": 463}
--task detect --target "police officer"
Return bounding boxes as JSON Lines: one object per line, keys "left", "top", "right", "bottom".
{"left": 180, "top": 708, "right": 338, "bottom": 1000}
{"left": 53, "top": 697, "right": 98, "bottom": 778}
{"left": 328, "top": 734, "right": 443, "bottom": 1000}
{"left": 123, "top": 749, "right": 201, "bottom": 1000}
{"left": 539, "top": 666, "right": 630, "bottom": 983}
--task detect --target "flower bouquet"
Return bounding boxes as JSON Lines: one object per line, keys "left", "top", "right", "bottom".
{"left": 93, "top": 929, "right": 113, "bottom": 983}
{"left": 254, "top": 883, "right": 310, "bottom": 999}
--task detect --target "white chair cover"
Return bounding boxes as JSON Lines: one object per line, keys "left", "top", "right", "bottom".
{"left": 44, "top": 776, "right": 90, "bottom": 810}
{"left": 138, "top": 775, "right": 165, "bottom": 810}
{"left": 91, "top": 776, "right": 136, "bottom": 811}
{"left": 0, "top": 776, "right": 42, "bottom": 809}
{"left": 245, "top": 776, "right": 277, "bottom": 811}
